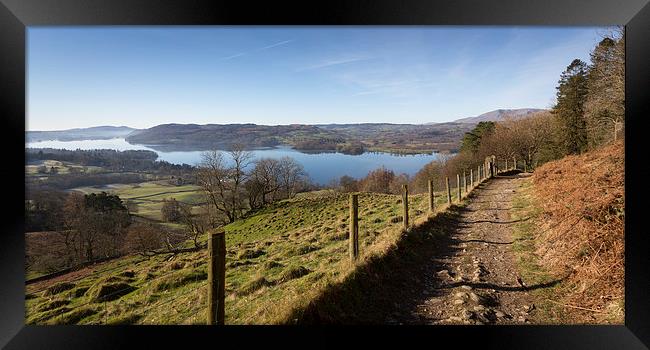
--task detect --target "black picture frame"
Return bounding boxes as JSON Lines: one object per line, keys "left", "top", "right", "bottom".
{"left": 2, "top": 0, "right": 649, "bottom": 348}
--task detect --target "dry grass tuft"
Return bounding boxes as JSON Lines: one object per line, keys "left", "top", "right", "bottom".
{"left": 532, "top": 140, "right": 624, "bottom": 323}
{"left": 44, "top": 282, "right": 75, "bottom": 296}
{"left": 88, "top": 282, "right": 137, "bottom": 303}
{"left": 47, "top": 306, "right": 98, "bottom": 325}
{"left": 278, "top": 266, "right": 311, "bottom": 283}
{"left": 238, "top": 276, "right": 274, "bottom": 296}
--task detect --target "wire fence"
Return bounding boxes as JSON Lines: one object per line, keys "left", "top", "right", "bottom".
{"left": 28, "top": 156, "right": 510, "bottom": 325}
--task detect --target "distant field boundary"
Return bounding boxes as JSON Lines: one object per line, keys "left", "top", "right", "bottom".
{"left": 127, "top": 189, "right": 199, "bottom": 201}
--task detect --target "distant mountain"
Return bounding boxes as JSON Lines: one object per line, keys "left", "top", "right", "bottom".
{"left": 453, "top": 108, "right": 547, "bottom": 124}
{"left": 27, "top": 126, "right": 139, "bottom": 142}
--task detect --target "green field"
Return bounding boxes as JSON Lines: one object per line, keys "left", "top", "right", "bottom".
{"left": 25, "top": 188, "right": 456, "bottom": 325}
{"left": 73, "top": 181, "right": 204, "bottom": 222}
{"left": 26, "top": 160, "right": 104, "bottom": 176}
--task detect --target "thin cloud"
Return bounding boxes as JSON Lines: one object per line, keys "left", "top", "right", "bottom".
{"left": 221, "top": 52, "right": 245, "bottom": 61}
{"left": 486, "top": 33, "right": 598, "bottom": 108}
{"left": 221, "top": 39, "right": 294, "bottom": 61}
{"left": 343, "top": 71, "right": 437, "bottom": 98}
{"left": 297, "top": 57, "right": 372, "bottom": 72}
{"left": 256, "top": 39, "right": 294, "bottom": 52}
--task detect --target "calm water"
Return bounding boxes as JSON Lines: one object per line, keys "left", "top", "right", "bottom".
{"left": 26, "top": 138, "right": 444, "bottom": 185}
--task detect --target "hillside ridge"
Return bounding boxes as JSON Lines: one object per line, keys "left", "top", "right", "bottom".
{"left": 453, "top": 108, "right": 547, "bottom": 124}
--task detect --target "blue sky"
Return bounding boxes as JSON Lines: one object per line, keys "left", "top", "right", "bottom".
{"left": 27, "top": 26, "right": 610, "bottom": 131}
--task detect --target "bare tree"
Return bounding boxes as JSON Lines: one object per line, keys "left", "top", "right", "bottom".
{"left": 277, "top": 156, "right": 307, "bottom": 199}
{"left": 361, "top": 167, "right": 395, "bottom": 194}
{"left": 338, "top": 175, "right": 359, "bottom": 193}
{"left": 245, "top": 177, "right": 266, "bottom": 210}
{"left": 63, "top": 192, "right": 130, "bottom": 262}
{"left": 122, "top": 222, "right": 163, "bottom": 256}
{"left": 178, "top": 202, "right": 209, "bottom": 248}
{"left": 62, "top": 192, "right": 84, "bottom": 264}
{"left": 249, "top": 158, "right": 282, "bottom": 206}
{"left": 413, "top": 160, "right": 446, "bottom": 193}
{"left": 161, "top": 198, "right": 182, "bottom": 222}
{"left": 197, "top": 144, "right": 253, "bottom": 223}
{"left": 511, "top": 112, "right": 556, "bottom": 166}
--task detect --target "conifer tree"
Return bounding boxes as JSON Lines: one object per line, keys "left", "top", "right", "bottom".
{"left": 460, "top": 121, "right": 495, "bottom": 155}
{"left": 584, "top": 30, "right": 625, "bottom": 147}
{"left": 552, "top": 59, "right": 589, "bottom": 155}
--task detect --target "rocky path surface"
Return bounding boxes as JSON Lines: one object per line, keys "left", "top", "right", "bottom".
{"left": 387, "top": 173, "right": 538, "bottom": 325}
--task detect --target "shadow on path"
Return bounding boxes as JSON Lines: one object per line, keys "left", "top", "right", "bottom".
{"left": 285, "top": 175, "right": 552, "bottom": 324}
{"left": 285, "top": 206, "right": 468, "bottom": 324}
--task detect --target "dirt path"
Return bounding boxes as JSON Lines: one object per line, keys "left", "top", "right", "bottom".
{"left": 388, "top": 173, "right": 537, "bottom": 325}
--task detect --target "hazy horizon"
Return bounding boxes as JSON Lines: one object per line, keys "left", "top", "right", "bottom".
{"left": 28, "top": 26, "right": 610, "bottom": 131}
{"left": 26, "top": 109, "right": 547, "bottom": 132}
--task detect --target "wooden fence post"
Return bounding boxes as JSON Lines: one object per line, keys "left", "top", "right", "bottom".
{"left": 446, "top": 177, "right": 451, "bottom": 204}
{"left": 463, "top": 170, "right": 467, "bottom": 194}
{"left": 456, "top": 174, "right": 461, "bottom": 203}
{"left": 470, "top": 169, "right": 474, "bottom": 189}
{"left": 402, "top": 184, "right": 409, "bottom": 229}
{"left": 428, "top": 179, "right": 435, "bottom": 213}
{"left": 349, "top": 193, "right": 359, "bottom": 262}
{"left": 514, "top": 157, "right": 517, "bottom": 171}
{"left": 208, "top": 229, "right": 226, "bottom": 325}
{"left": 490, "top": 155, "right": 499, "bottom": 178}
{"left": 505, "top": 159, "right": 508, "bottom": 171}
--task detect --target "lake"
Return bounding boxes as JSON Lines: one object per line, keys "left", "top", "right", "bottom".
{"left": 26, "top": 138, "right": 446, "bottom": 185}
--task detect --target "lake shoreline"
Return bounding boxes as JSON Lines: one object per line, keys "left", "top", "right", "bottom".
{"left": 26, "top": 138, "right": 447, "bottom": 185}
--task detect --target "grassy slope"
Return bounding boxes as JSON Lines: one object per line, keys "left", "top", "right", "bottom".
{"left": 26, "top": 187, "right": 457, "bottom": 325}
{"left": 510, "top": 141, "right": 624, "bottom": 324}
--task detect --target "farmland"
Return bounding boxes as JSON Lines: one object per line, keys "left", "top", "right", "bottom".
{"left": 25, "top": 160, "right": 104, "bottom": 176}
{"left": 72, "top": 181, "right": 204, "bottom": 223}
